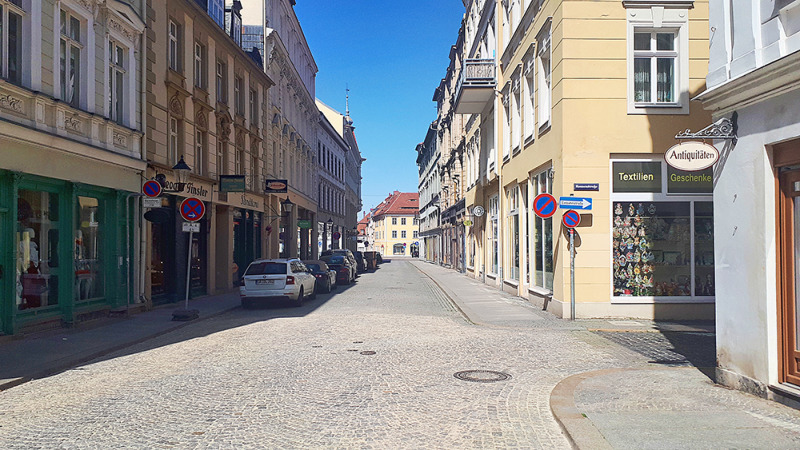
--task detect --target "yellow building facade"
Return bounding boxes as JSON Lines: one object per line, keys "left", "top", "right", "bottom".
{"left": 371, "top": 192, "right": 420, "bottom": 257}
{"left": 457, "top": 0, "right": 714, "bottom": 319}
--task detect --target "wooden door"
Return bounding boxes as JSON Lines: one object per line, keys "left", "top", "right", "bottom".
{"left": 779, "top": 169, "right": 800, "bottom": 385}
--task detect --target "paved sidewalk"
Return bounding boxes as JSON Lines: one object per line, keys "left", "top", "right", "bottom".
{"left": 411, "top": 260, "right": 800, "bottom": 449}
{"left": 0, "top": 292, "right": 240, "bottom": 391}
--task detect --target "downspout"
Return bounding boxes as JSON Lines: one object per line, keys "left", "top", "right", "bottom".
{"left": 138, "top": 8, "right": 148, "bottom": 306}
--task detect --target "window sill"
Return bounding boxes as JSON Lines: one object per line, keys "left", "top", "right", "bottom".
{"left": 524, "top": 134, "right": 535, "bottom": 146}
{"left": 504, "top": 279, "right": 519, "bottom": 287}
{"left": 529, "top": 285, "right": 552, "bottom": 297}
{"left": 486, "top": 273, "right": 497, "bottom": 280}
{"left": 512, "top": 145, "right": 521, "bottom": 156}
{"left": 628, "top": 102, "right": 688, "bottom": 115}
{"left": 538, "top": 122, "right": 551, "bottom": 135}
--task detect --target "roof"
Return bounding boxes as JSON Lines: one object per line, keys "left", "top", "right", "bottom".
{"left": 373, "top": 192, "right": 419, "bottom": 218}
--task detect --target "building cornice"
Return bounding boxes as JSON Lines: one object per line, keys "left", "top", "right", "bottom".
{"left": 695, "top": 50, "right": 800, "bottom": 115}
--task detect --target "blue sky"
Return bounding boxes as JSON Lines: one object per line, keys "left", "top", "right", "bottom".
{"left": 242, "top": 0, "right": 466, "bottom": 215}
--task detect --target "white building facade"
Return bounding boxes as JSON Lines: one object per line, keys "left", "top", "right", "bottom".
{"left": 697, "top": 0, "right": 800, "bottom": 404}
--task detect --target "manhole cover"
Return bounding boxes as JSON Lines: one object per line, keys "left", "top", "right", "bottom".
{"left": 360, "top": 351, "right": 376, "bottom": 355}
{"left": 454, "top": 370, "right": 512, "bottom": 383}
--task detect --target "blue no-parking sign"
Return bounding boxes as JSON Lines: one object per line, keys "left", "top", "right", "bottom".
{"left": 533, "top": 193, "right": 557, "bottom": 219}
{"left": 562, "top": 210, "right": 581, "bottom": 228}
{"left": 143, "top": 180, "right": 162, "bottom": 198}
{"left": 180, "top": 197, "right": 205, "bottom": 222}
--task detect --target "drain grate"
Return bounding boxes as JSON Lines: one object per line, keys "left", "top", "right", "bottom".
{"left": 454, "top": 370, "right": 512, "bottom": 383}
{"left": 360, "top": 351, "right": 376, "bottom": 355}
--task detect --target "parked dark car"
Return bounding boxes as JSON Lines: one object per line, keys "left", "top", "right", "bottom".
{"left": 362, "top": 251, "right": 380, "bottom": 271}
{"left": 321, "top": 255, "right": 356, "bottom": 284}
{"left": 321, "top": 249, "right": 359, "bottom": 277}
{"left": 302, "top": 260, "right": 336, "bottom": 293}
{"left": 353, "top": 251, "right": 368, "bottom": 273}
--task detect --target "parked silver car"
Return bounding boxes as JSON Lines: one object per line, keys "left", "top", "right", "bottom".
{"left": 240, "top": 259, "right": 316, "bottom": 307}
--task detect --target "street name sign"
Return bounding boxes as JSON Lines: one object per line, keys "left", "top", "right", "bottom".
{"left": 562, "top": 210, "right": 581, "bottom": 229}
{"left": 559, "top": 197, "right": 592, "bottom": 210}
{"left": 533, "top": 193, "right": 557, "bottom": 218}
{"left": 574, "top": 183, "right": 599, "bottom": 192}
{"left": 180, "top": 197, "right": 206, "bottom": 222}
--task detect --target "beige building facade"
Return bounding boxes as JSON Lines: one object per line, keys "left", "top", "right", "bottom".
{"left": 435, "top": 0, "right": 716, "bottom": 319}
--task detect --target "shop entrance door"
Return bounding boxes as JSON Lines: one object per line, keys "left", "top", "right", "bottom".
{"left": 779, "top": 168, "right": 800, "bottom": 385}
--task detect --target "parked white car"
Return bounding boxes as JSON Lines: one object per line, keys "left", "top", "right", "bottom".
{"left": 240, "top": 258, "right": 316, "bottom": 307}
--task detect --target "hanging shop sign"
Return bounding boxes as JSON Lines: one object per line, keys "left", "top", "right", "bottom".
{"left": 562, "top": 210, "right": 581, "bottom": 229}
{"left": 265, "top": 179, "right": 288, "bottom": 193}
{"left": 298, "top": 220, "right": 312, "bottom": 229}
{"left": 219, "top": 175, "right": 246, "bottom": 192}
{"left": 463, "top": 220, "right": 473, "bottom": 226}
{"left": 143, "top": 180, "right": 162, "bottom": 198}
{"left": 180, "top": 197, "right": 206, "bottom": 222}
{"left": 472, "top": 205, "right": 486, "bottom": 217}
{"left": 665, "top": 141, "right": 719, "bottom": 172}
{"left": 612, "top": 162, "right": 662, "bottom": 193}
{"left": 533, "top": 193, "right": 557, "bottom": 218}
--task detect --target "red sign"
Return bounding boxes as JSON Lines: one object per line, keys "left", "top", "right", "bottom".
{"left": 562, "top": 210, "right": 581, "bottom": 229}
{"left": 180, "top": 197, "right": 206, "bottom": 222}
{"left": 533, "top": 193, "right": 557, "bottom": 218}
{"left": 143, "top": 180, "right": 162, "bottom": 198}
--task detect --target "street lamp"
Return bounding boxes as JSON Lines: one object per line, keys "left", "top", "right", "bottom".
{"left": 281, "top": 197, "right": 294, "bottom": 215}
{"left": 172, "top": 155, "right": 191, "bottom": 191}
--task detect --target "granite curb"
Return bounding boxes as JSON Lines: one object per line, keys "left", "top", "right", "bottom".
{"left": 550, "top": 368, "right": 621, "bottom": 449}
{"left": 0, "top": 297, "right": 240, "bottom": 392}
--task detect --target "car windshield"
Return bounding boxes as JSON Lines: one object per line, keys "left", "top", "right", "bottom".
{"left": 305, "top": 264, "right": 321, "bottom": 272}
{"left": 245, "top": 262, "right": 286, "bottom": 275}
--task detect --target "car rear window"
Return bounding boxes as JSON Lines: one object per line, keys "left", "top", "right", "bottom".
{"left": 245, "top": 262, "right": 286, "bottom": 275}
{"left": 326, "top": 256, "right": 345, "bottom": 264}
{"left": 306, "top": 264, "right": 321, "bottom": 271}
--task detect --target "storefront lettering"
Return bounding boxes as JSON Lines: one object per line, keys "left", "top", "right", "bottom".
{"left": 162, "top": 181, "right": 209, "bottom": 198}
{"left": 670, "top": 173, "right": 712, "bottom": 183}
{"left": 618, "top": 172, "right": 655, "bottom": 182}
{"left": 241, "top": 195, "right": 260, "bottom": 209}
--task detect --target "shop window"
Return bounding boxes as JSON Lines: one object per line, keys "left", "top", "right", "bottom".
{"left": 611, "top": 160, "right": 714, "bottom": 299}
{"left": 532, "top": 171, "right": 553, "bottom": 290}
{"left": 75, "top": 196, "right": 103, "bottom": 301}
{"left": 489, "top": 195, "right": 499, "bottom": 275}
{"left": 507, "top": 186, "right": 520, "bottom": 281}
{"left": 16, "top": 190, "right": 60, "bottom": 310}
{"left": 1, "top": 0, "right": 24, "bottom": 85}
{"left": 393, "top": 243, "right": 404, "bottom": 255}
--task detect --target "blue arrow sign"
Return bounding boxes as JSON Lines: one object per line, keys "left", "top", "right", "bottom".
{"left": 559, "top": 197, "right": 593, "bottom": 210}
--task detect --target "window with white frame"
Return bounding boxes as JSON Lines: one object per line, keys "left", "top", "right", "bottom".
{"left": 401, "top": 230, "right": 407, "bottom": 238}
{"left": 249, "top": 88, "right": 258, "bottom": 125}
{"left": 235, "top": 134, "right": 244, "bottom": 174}
{"left": 169, "top": 117, "right": 180, "bottom": 165}
{"left": 234, "top": 75, "right": 244, "bottom": 116}
{"left": 194, "top": 42, "right": 205, "bottom": 88}
{"left": 401, "top": 217, "right": 406, "bottom": 225}
{"left": 531, "top": 169, "right": 553, "bottom": 290}
{"left": 60, "top": 8, "right": 83, "bottom": 108}
{"left": 108, "top": 40, "right": 125, "bottom": 124}
{"left": 1, "top": 0, "right": 24, "bottom": 85}
{"left": 523, "top": 54, "right": 535, "bottom": 140}
{"left": 502, "top": 94, "right": 511, "bottom": 159}
{"left": 168, "top": 20, "right": 180, "bottom": 72}
{"left": 633, "top": 30, "right": 677, "bottom": 104}
{"left": 626, "top": 5, "right": 689, "bottom": 114}
{"left": 392, "top": 230, "right": 397, "bottom": 239}
{"left": 195, "top": 130, "right": 205, "bottom": 176}
{"left": 512, "top": 82, "right": 521, "bottom": 151}
{"left": 216, "top": 61, "right": 226, "bottom": 103}
{"left": 536, "top": 24, "right": 551, "bottom": 131}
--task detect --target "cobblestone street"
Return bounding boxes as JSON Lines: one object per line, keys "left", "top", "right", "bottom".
{"left": 0, "top": 260, "right": 647, "bottom": 449}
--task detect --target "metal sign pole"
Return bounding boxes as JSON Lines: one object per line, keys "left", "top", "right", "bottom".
{"left": 570, "top": 228, "right": 576, "bottom": 320}
{"left": 185, "top": 229, "right": 193, "bottom": 310}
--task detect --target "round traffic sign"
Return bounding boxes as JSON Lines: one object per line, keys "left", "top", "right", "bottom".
{"left": 143, "top": 180, "right": 162, "bottom": 198}
{"left": 562, "top": 210, "right": 581, "bottom": 229}
{"left": 533, "top": 193, "right": 557, "bottom": 218}
{"left": 332, "top": 232, "right": 341, "bottom": 240}
{"left": 180, "top": 197, "right": 205, "bottom": 222}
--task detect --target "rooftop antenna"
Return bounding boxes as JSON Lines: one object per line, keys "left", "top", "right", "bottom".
{"left": 345, "top": 84, "right": 350, "bottom": 117}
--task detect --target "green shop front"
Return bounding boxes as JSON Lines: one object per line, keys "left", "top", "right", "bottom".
{"left": 0, "top": 171, "right": 140, "bottom": 335}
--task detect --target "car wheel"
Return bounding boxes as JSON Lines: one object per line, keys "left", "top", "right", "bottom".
{"left": 293, "top": 287, "right": 304, "bottom": 307}
{"left": 309, "top": 282, "right": 317, "bottom": 299}
{"left": 325, "top": 279, "right": 332, "bottom": 293}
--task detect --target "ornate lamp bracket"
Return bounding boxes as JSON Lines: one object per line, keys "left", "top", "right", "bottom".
{"left": 675, "top": 116, "right": 737, "bottom": 142}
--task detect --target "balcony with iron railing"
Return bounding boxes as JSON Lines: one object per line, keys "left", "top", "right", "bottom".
{"left": 454, "top": 59, "right": 497, "bottom": 115}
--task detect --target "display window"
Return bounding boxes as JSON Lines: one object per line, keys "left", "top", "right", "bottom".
{"left": 16, "top": 190, "right": 60, "bottom": 310}
{"left": 75, "top": 196, "right": 103, "bottom": 301}
{"left": 531, "top": 170, "right": 553, "bottom": 291}
{"left": 611, "top": 160, "right": 714, "bottom": 301}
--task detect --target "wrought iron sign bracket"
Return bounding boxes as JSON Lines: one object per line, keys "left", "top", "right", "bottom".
{"left": 675, "top": 116, "right": 737, "bottom": 142}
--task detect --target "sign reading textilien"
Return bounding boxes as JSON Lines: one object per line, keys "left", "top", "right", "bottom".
{"left": 665, "top": 141, "right": 719, "bottom": 172}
